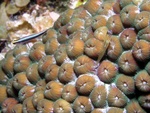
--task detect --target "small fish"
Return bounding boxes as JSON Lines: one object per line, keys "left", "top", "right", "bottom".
{"left": 12, "top": 29, "right": 48, "bottom": 44}
{"left": 75, "top": 0, "right": 87, "bottom": 7}
{"left": 97, "top": 34, "right": 110, "bottom": 63}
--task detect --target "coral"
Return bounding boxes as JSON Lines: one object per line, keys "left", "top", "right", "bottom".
{"left": 18, "top": 85, "right": 35, "bottom": 102}
{"left": 84, "top": 37, "right": 104, "bottom": 59}
{"left": 26, "top": 63, "right": 41, "bottom": 84}
{"left": 134, "top": 11, "right": 150, "bottom": 30}
{"left": 22, "top": 97, "right": 36, "bottom": 112}
{"left": 140, "top": 0, "right": 150, "bottom": 11}
{"left": 32, "top": 90, "right": 44, "bottom": 107}
{"left": 29, "top": 42, "right": 46, "bottom": 61}
{"left": 54, "top": 99, "right": 73, "bottom": 113}
{"left": 138, "top": 94, "right": 150, "bottom": 109}
{"left": 1, "top": 52, "right": 15, "bottom": 75}
{"left": 75, "top": 74, "right": 96, "bottom": 95}
{"left": 134, "top": 70, "right": 150, "bottom": 92}
{"left": 126, "top": 99, "right": 146, "bottom": 113}
{"left": 72, "top": 6, "right": 91, "bottom": 20}
{"left": 107, "top": 86, "right": 128, "bottom": 108}
{"left": 0, "top": 0, "right": 150, "bottom": 112}
{"left": 91, "top": 108, "right": 103, "bottom": 113}
{"left": 13, "top": 44, "right": 29, "bottom": 57}
{"left": 45, "top": 64, "right": 59, "bottom": 81}
{"left": 45, "top": 37, "right": 60, "bottom": 55}
{"left": 12, "top": 72, "right": 31, "bottom": 91}
{"left": 73, "top": 96, "right": 93, "bottom": 113}
{"left": 44, "top": 81, "right": 64, "bottom": 101}
{"left": 0, "top": 61, "right": 9, "bottom": 85}
{"left": 115, "top": 74, "right": 135, "bottom": 95}
{"left": 138, "top": 26, "right": 150, "bottom": 42}
{"left": 66, "top": 37, "right": 84, "bottom": 59}
{"left": 90, "top": 85, "right": 107, "bottom": 108}
{"left": 0, "top": 85, "right": 7, "bottom": 106}
{"left": 11, "top": 104, "right": 23, "bottom": 113}
{"left": 1, "top": 98, "right": 18, "bottom": 113}
{"left": 61, "top": 84, "right": 78, "bottom": 102}
{"left": 38, "top": 55, "right": 56, "bottom": 75}
{"left": 84, "top": 0, "right": 102, "bottom": 15}
{"left": 35, "top": 79, "right": 46, "bottom": 91}
{"left": 13, "top": 54, "right": 31, "bottom": 73}
{"left": 36, "top": 99, "right": 54, "bottom": 113}
{"left": 106, "top": 14, "right": 124, "bottom": 35}
{"left": 58, "top": 63, "right": 75, "bottom": 83}
{"left": 120, "top": 4, "right": 139, "bottom": 27}
{"left": 73, "top": 55, "right": 98, "bottom": 75}
{"left": 92, "top": 15, "right": 107, "bottom": 30}
{"left": 97, "top": 60, "right": 118, "bottom": 83}
{"left": 54, "top": 44, "right": 69, "bottom": 65}
{"left": 132, "top": 40, "right": 150, "bottom": 61}
{"left": 119, "top": 28, "right": 137, "bottom": 50}
{"left": 145, "top": 61, "right": 150, "bottom": 74}
{"left": 97, "top": 1, "right": 116, "bottom": 16}
{"left": 42, "top": 28, "right": 57, "bottom": 43}
{"left": 107, "top": 107, "right": 124, "bottom": 113}
{"left": 6, "top": 78, "right": 18, "bottom": 98}
{"left": 118, "top": 51, "right": 139, "bottom": 74}
{"left": 67, "top": 18, "right": 85, "bottom": 34}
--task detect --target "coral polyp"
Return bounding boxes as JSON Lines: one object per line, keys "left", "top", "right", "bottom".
{"left": 66, "top": 37, "right": 84, "bottom": 59}
{"left": 73, "top": 55, "right": 98, "bottom": 75}
{"left": 73, "top": 96, "right": 93, "bottom": 113}
{"left": 11, "top": 104, "right": 23, "bottom": 113}
{"left": 90, "top": 85, "right": 107, "bottom": 108}
{"left": 84, "top": 37, "right": 104, "bottom": 59}
{"left": 44, "top": 81, "right": 64, "bottom": 101}
{"left": 1, "top": 98, "right": 18, "bottom": 113}
{"left": 0, "top": 0, "right": 150, "bottom": 112}
{"left": 61, "top": 84, "right": 78, "bottom": 102}
{"left": 126, "top": 99, "right": 146, "bottom": 113}
{"left": 75, "top": 74, "right": 96, "bottom": 95}
{"left": 132, "top": 40, "right": 150, "bottom": 61}
{"left": 119, "top": 28, "right": 137, "bottom": 50}
{"left": 134, "top": 11, "right": 150, "bottom": 30}
{"left": 106, "top": 14, "right": 124, "bottom": 35}
{"left": 107, "top": 86, "right": 128, "bottom": 108}
{"left": 58, "top": 63, "right": 75, "bottom": 83}
{"left": 120, "top": 4, "right": 139, "bottom": 27}
{"left": 135, "top": 70, "right": 150, "bottom": 92}
{"left": 138, "top": 94, "right": 150, "bottom": 109}
{"left": 115, "top": 74, "right": 135, "bottom": 95}
{"left": 118, "top": 51, "right": 139, "bottom": 74}
{"left": 97, "top": 60, "right": 118, "bottom": 83}
{"left": 54, "top": 99, "right": 73, "bottom": 113}
{"left": 13, "top": 54, "right": 31, "bottom": 73}
{"left": 37, "top": 99, "right": 54, "bottom": 113}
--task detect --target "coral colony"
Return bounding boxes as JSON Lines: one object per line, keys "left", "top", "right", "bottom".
{"left": 0, "top": 0, "right": 150, "bottom": 113}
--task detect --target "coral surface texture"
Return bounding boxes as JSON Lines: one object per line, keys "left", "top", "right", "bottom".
{"left": 0, "top": 0, "right": 150, "bottom": 113}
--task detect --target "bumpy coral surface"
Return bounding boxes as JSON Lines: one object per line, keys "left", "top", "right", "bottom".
{"left": 0, "top": 0, "right": 150, "bottom": 112}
